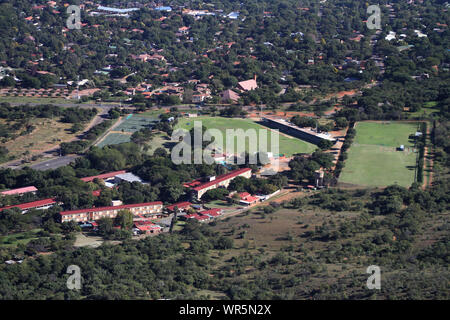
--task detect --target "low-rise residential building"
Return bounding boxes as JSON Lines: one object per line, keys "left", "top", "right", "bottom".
{"left": 237, "top": 192, "right": 260, "bottom": 206}
{"left": 1, "top": 186, "right": 38, "bottom": 196}
{"left": 0, "top": 198, "right": 57, "bottom": 214}
{"left": 220, "top": 89, "right": 240, "bottom": 104}
{"left": 166, "top": 201, "right": 192, "bottom": 213}
{"left": 200, "top": 208, "right": 223, "bottom": 218}
{"left": 237, "top": 76, "right": 258, "bottom": 92}
{"left": 80, "top": 170, "right": 127, "bottom": 182}
{"left": 60, "top": 201, "right": 164, "bottom": 223}
{"left": 184, "top": 168, "right": 252, "bottom": 200}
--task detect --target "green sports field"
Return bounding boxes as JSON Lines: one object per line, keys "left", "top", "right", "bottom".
{"left": 174, "top": 116, "right": 316, "bottom": 156}
{"left": 339, "top": 122, "right": 419, "bottom": 187}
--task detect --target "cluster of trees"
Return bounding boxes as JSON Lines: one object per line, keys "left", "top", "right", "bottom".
{"left": 60, "top": 119, "right": 115, "bottom": 155}
{"left": 228, "top": 174, "right": 287, "bottom": 195}
{"left": 416, "top": 122, "right": 427, "bottom": 183}
{"left": 334, "top": 124, "right": 356, "bottom": 178}
{"left": 288, "top": 150, "right": 335, "bottom": 185}
{"left": 0, "top": 221, "right": 233, "bottom": 299}
{"left": 0, "top": 103, "right": 96, "bottom": 124}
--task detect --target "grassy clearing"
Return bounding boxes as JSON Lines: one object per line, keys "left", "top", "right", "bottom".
{"left": 0, "top": 229, "right": 42, "bottom": 247}
{"left": 353, "top": 122, "right": 418, "bottom": 147}
{"left": 210, "top": 207, "right": 360, "bottom": 262}
{"left": 407, "top": 102, "right": 440, "bottom": 118}
{"left": 175, "top": 116, "right": 316, "bottom": 156}
{"left": 1, "top": 118, "right": 78, "bottom": 162}
{"left": 205, "top": 200, "right": 235, "bottom": 209}
{"left": 136, "top": 110, "right": 167, "bottom": 117}
{"left": 339, "top": 144, "right": 417, "bottom": 187}
{"left": 339, "top": 121, "right": 419, "bottom": 187}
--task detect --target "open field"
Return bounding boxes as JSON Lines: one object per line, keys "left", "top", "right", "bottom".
{"left": 339, "top": 122, "right": 419, "bottom": 187}
{"left": 353, "top": 121, "right": 418, "bottom": 147}
{"left": 136, "top": 110, "right": 167, "bottom": 117}
{"left": 175, "top": 116, "right": 316, "bottom": 156}
{"left": 206, "top": 191, "right": 449, "bottom": 299}
{"left": 0, "top": 229, "right": 42, "bottom": 248}
{"left": 406, "top": 101, "right": 440, "bottom": 119}
{"left": 1, "top": 118, "right": 79, "bottom": 162}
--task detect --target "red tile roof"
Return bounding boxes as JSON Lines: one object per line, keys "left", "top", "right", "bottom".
{"left": 166, "top": 201, "right": 192, "bottom": 211}
{"left": 80, "top": 170, "right": 126, "bottom": 182}
{"left": 238, "top": 192, "right": 251, "bottom": 199}
{"left": 184, "top": 213, "right": 200, "bottom": 219}
{"left": 238, "top": 79, "right": 258, "bottom": 91}
{"left": 221, "top": 89, "right": 240, "bottom": 102}
{"left": 0, "top": 198, "right": 57, "bottom": 212}
{"left": 135, "top": 224, "right": 161, "bottom": 232}
{"left": 1, "top": 186, "right": 38, "bottom": 196}
{"left": 60, "top": 201, "right": 163, "bottom": 216}
{"left": 200, "top": 208, "right": 222, "bottom": 216}
{"left": 195, "top": 215, "right": 210, "bottom": 221}
{"left": 241, "top": 195, "right": 259, "bottom": 203}
{"left": 189, "top": 168, "right": 252, "bottom": 192}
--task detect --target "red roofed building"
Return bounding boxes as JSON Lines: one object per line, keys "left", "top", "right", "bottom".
{"left": 60, "top": 201, "right": 163, "bottom": 223}
{"left": 80, "top": 170, "right": 126, "bottom": 182}
{"left": 134, "top": 221, "right": 162, "bottom": 234}
{"left": 194, "top": 215, "right": 210, "bottom": 222}
{"left": 184, "top": 213, "right": 200, "bottom": 220}
{"left": 166, "top": 201, "right": 192, "bottom": 212}
{"left": 238, "top": 192, "right": 259, "bottom": 206}
{"left": 0, "top": 198, "right": 57, "bottom": 214}
{"left": 220, "top": 89, "right": 240, "bottom": 104}
{"left": 184, "top": 168, "right": 252, "bottom": 200}
{"left": 237, "top": 76, "right": 258, "bottom": 92}
{"left": 1, "top": 186, "right": 38, "bottom": 196}
{"left": 200, "top": 208, "right": 223, "bottom": 217}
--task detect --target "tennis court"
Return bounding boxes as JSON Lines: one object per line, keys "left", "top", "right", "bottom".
{"left": 113, "top": 114, "right": 159, "bottom": 133}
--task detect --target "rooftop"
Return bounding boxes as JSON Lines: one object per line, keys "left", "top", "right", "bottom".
{"left": 0, "top": 198, "right": 57, "bottom": 212}
{"left": 0, "top": 186, "right": 38, "bottom": 196}
{"left": 186, "top": 168, "right": 252, "bottom": 192}
{"left": 60, "top": 201, "right": 163, "bottom": 216}
{"left": 80, "top": 170, "right": 127, "bottom": 182}
{"left": 238, "top": 79, "right": 258, "bottom": 91}
{"left": 263, "top": 117, "right": 336, "bottom": 142}
{"left": 166, "top": 201, "right": 192, "bottom": 211}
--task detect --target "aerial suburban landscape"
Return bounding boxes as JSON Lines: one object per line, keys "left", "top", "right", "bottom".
{"left": 0, "top": 0, "right": 448, "bottom": 304}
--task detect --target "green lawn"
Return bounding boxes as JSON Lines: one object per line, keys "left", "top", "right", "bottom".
{"left": 407, "top": 101, "right": 440, "bottom": 119}
{"left": 0, "top": 229, "right": 42, "bottom": 248}
{"left": 205, "top": 200, "right": 235, "bottom": 209}
{"left": 175, "top": 116, "right": 316, "bottom": 156}
{"left": 136, "top": 110, "right": 166, "bottom": 117}
{"left": 339, "top": 122, "right": 419, "bottom": 187}
{"left": 353, "top": 122, "right": 418, "bottom": 147}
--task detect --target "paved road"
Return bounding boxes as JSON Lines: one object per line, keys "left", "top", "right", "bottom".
{"left": 7, "top": 102, "right": 230, "bottom": 110}
{"left": 29, "top": 155, "right": 80, "bottom": 171}
{"left": 7, "top": 102, "right": 120, "bottom": 109}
